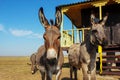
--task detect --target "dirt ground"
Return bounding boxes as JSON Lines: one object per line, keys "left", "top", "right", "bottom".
{"left": 0, "top": 56, "right": 120, "bottom": 80}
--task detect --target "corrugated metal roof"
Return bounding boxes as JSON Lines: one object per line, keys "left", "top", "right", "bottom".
{"left": 57, "top": 0, "right": 98, "bottom": 9}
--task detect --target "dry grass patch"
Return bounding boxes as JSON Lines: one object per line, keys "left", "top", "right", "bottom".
{"left": 0, "top": 56, "right": 119, "bottom": 80}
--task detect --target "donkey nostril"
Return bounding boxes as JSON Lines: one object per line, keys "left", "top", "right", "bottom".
{"left": 102, "top": 38, "right": 108, "bottom": 46}
{"left": 102, "top": 37, "right": 106, "bottom": 41}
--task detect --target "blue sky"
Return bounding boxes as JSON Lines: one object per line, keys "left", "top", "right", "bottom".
{"left": 0, "top": 0, "right": 84, "bottom": 56}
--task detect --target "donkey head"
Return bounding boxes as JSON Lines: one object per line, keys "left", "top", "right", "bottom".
{"left": 90, "top": 14, "right": 108, "bottom": 46}
{"left": 38, "top": 7, "right": 62, "bottom": 59}
{"left": 31, "top": 65, "right": 37, "bottom": 74}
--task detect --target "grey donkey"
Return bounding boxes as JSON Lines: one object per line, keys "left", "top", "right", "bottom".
{"left": 68, "top": 14, "right": 108, "bottom": 80}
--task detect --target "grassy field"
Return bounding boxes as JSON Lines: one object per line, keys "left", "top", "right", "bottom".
{"left": 0, "top": 56, "right": 120, "bottom": 80}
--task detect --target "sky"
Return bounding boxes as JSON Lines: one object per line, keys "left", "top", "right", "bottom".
{"left": 0, "top": 0, "right": 84, "bottom": 56}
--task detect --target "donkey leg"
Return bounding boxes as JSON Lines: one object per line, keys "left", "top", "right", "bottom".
{"left": 82, "top": 63, "right": 89, "bottom": 80}
{"left": 46, "top": 71, "right": 52, "bottom": 80}
{"left": 70, "top": 65, "right": 73, "bottom": 80}
{"left": 90, "top": 64, "right": 96, "bottom": 80}
{"left": 73, "top": 67, "right": 77, "bottom": 80}
{"left": 88, "top": 53, "right": 96, "bottom": 74}
{"left": 56, "top": 69, "right": 62, "bottom": 80}
{"left": 88, "top": 60, "right": 95, "bottom": 74}
{"left": 40, "top": 71, "right": 45, "bottom": 80}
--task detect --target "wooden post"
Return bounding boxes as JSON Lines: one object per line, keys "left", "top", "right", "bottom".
{"left": 60, "top": 10, "right": 64, "bottom": 47}
{"left": 82, "top": 28, "right": 84, "bottom": 42}
{"left": 61, "top": 8, "right": 68, "bottom": 47}
{"left": 72, "top": 23, "right": 74, "bottom": 44}
{"left": 98, "top": 5, "right": 102, "bottom": 74}
{"left": 77, "top": 29, "right": 79, "bottom": 43}
{"left": 99, "top": 5, "right": 102, "bottom": 20}
{"left": 98, "top": 45, "right": 102, "bottom": 74}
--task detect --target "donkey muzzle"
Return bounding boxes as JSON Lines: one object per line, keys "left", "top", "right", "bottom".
{"left": 31, "top": 71, "right": 35, "bottom": 74}
{"left": 47, "top": 48, "right": 57, "bottom": 59}
{"left": 102, "top": 38, "right": 108, "bottom": 46}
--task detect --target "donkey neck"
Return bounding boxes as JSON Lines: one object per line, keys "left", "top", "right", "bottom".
{"left": 84, "top": 33, "right": 98, "bottom": 53}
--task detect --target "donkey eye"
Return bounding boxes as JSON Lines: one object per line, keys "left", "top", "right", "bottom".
{"left": 57, "top": 35, "right": 61, "bottom": 39}
{"left": 43, "top": 34, "right": 47, "bottom": 40}
{"left": 92, "top": 30, "right": 97, "bottom": 33}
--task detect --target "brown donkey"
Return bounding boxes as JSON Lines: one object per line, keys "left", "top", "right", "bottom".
{"left": 35, "top": 7, "right": 64, "bottom": 80}
{"left": 68, "top": 14, "right": 108, "bottom": 80}
{"left": 30, "top": 53, "right": 37, "bottom": 74}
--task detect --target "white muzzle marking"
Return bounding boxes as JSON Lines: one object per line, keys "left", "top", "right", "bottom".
{"left": 47, "top": 48, "right": 57, "bottom": 59}
{"left": 31, "top": 71, "right": 34, "bottom": 74}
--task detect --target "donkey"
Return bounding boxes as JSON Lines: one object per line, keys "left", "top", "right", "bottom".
{"left": 68, "top": 14, "right": 108, "bottom": 80}
{"left": 35, "top": 7, "right": 64, "bottom": 80}
{"left": 30, "top": 53, "right": 37, "bottom": 74}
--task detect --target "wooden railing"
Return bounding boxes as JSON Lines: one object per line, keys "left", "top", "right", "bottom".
{"left": 61, "top": 27, "right": 90, "bottom": 48}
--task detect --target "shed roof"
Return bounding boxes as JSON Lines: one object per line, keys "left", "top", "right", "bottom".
{"left": 57, "top": 0, "right": 118, "bottom": 28}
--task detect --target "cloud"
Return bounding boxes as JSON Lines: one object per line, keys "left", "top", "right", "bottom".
{"left": 9, "top": 28, "right": 43, "bottom": 39}
{"left": 0, "top": 24, "right": 5, "bottom": 32}
{"left": 9, "top": 29, "right": 33, "bottom": 37}
{"left": 31, "top": 33, "right": 43, "bottom": 39}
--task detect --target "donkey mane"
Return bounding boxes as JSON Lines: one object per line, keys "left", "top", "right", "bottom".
{"left": 81, "top": 31, "right": 96, "bottom": 46}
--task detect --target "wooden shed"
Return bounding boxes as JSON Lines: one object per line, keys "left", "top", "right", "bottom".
{"left": 57, "top": 0, "right": 120, "bottom": 75}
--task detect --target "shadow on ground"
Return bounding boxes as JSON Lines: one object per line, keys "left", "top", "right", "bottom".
{"left": 62, "top": 62, "right": 70, "bottom": 68}
{"left": 61, "top": 77, "right": 71, "bottom": 80}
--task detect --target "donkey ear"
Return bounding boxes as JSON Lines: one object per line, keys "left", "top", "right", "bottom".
{"left": 38, "top": 7, "right": 50, "bottom": 29}
{"left": 90, "top": 14, "right": 96, "bottom": 25}
{"left": 90, "top": 14, "right": 97, "bottom": 30}
{"left": 55, "top": 7, "right": 62, "bottom": 30}
{"left": 100, "top": 16, "right": 108, "bottom": 26}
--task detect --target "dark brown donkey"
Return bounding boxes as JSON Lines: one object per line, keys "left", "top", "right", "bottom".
{"left": 68, "top": 14, "right": 108, "bottom": 80}
{"left": 35, "top": 7, "right": 64, "bottom": 80}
